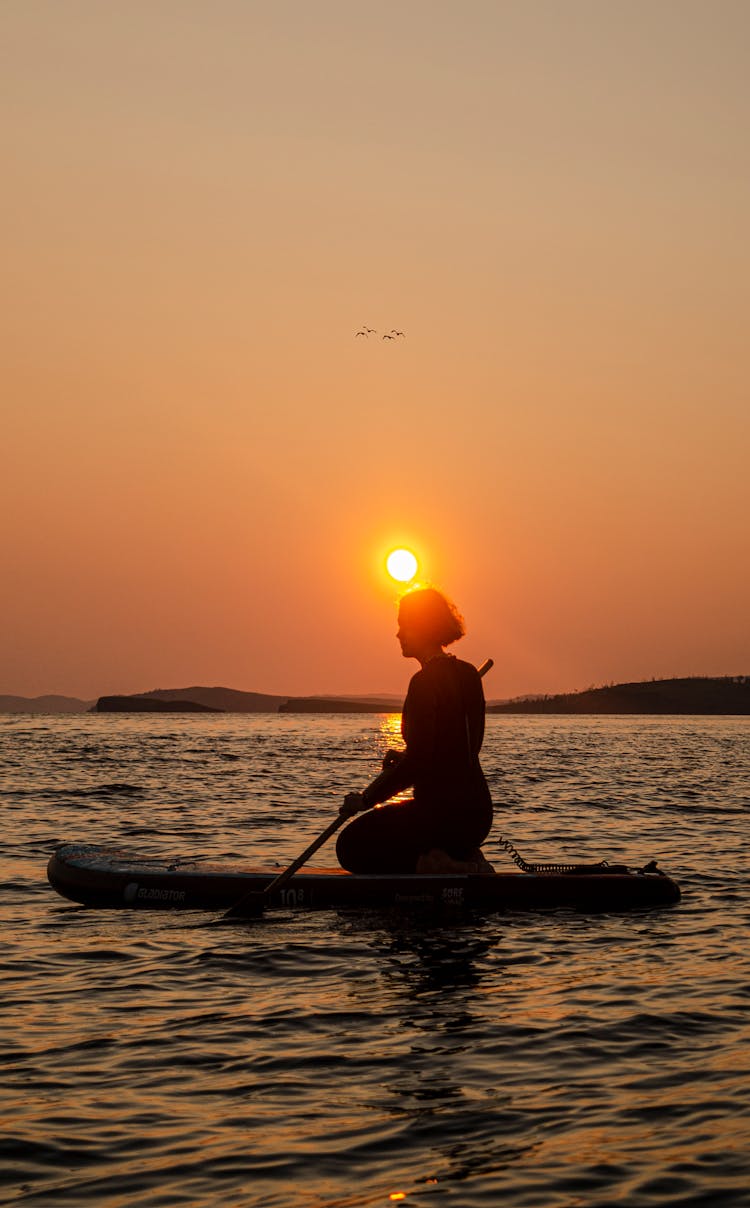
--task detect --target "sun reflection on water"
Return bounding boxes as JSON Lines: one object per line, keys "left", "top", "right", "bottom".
{"left": 379, "top": 714, "right": 404, "bottom": 750}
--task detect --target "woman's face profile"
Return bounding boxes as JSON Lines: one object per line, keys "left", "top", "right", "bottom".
{"left": 396, "top": 610, "right": 421, "bottom": 659}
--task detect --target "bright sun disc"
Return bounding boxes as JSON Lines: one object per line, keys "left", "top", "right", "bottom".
{"left": 386, "top": 548, "right": 418, "bottom": 583}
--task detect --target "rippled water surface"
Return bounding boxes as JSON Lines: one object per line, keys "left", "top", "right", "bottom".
{"left": 1, "top": 714, "right": 749, "bottom": 1206}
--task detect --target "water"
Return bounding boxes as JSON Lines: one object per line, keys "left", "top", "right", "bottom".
{"left": 1, "top": 713, "right": 749, "bottom": 1207}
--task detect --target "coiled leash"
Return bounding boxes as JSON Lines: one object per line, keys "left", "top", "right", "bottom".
{"left": 494, "top": 835, "right": 664, "bottom": 877}
{"left": 494, "top": 832, "right": 622, "bottom": 876}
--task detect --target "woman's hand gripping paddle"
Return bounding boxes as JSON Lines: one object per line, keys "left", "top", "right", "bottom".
{"left": 223, "top": 657, "right": 494, "bottom": 920}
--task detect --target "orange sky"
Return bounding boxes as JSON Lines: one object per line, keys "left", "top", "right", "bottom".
{"left": 3, "top": 1, "right": 749, "bottom": 700}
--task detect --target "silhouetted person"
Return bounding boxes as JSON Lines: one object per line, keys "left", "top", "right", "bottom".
{"left": 337, "top": 587, "right": 494, "bottom": 875}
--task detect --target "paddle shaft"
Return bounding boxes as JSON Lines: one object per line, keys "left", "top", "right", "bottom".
{"left": 256, "top": 812, "right": 350, "bottom": 900}
{"left": 224, "top": 656, "right": 494, "bottom": 917}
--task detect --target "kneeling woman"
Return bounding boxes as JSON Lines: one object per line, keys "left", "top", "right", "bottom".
{"left": 336, "top": 587, "right": 494, "bottom": 875}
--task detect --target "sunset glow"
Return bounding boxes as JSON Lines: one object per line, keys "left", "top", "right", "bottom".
{"left": 1, "top": 4, "right": 749, "bottom": 702}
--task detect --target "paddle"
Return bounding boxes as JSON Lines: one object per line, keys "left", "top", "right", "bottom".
{"left": 222, "top": 810, "right": 356, "bottom": 919}
{"left": 223, "top": 657, "right": 494, "bottom": 920}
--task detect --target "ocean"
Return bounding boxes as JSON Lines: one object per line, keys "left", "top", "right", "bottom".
{"left": 1, "top": 713, "right": 749, "bottom": 1207}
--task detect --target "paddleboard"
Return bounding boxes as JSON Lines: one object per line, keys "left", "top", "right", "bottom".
{"left": 47, "top": 842, "right": 681, "bottom": 913}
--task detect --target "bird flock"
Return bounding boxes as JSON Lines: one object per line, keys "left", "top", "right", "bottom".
{"left": 356, "top": 327, "right": 405, "bottom": 340}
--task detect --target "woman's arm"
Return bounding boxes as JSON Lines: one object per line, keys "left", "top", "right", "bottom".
{"left": 360, "top": 673, "right": 437, "bottom": 806}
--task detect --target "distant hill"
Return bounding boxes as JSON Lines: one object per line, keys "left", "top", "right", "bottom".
{"left": 136, "top": 686, "right": 287, "bottom": 712}
{"left": 94, "top": 696, "right": 222, "bottom": 713}
{"left": 98, "top": 687, "right": 399, "bottom": 714}
{"left": 279, "top": 696, "right": 401, "bottom": 713}
{"left": 488, "top": 676, "right": 750, "bottom": 715}
{"left": 0, "top": 694, "right": 95, "bottom": 714}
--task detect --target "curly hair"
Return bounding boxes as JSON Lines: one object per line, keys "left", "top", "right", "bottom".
{"left": 398, "top": 586, "right": 466, "bottom": 647}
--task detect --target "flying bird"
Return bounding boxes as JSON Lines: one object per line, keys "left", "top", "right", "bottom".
{"left": 356, "top": 326, "right": 404, "bottom": 340}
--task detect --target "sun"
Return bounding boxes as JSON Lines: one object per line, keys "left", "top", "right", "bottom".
{"left": 386, "top": 548, "right": 419, "bottom": 583}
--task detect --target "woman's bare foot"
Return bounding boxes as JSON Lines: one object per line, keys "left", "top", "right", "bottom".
{"left": 416, "top": 848, "right": 496, "bottom": 876}
{"left": 467, "top": 848, "right": 497, "bottom": 876}
{"left": 416, "top": 849, "right": 465, "bottom": 874}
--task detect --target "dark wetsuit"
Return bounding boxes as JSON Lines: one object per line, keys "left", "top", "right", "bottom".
{"left": 336, "top": 655, "right": 493, "bottom": 873}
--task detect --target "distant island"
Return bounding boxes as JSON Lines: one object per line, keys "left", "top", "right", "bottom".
{"left": 487, "top": 676, "right": 750, "bottom": 715}
{"left": 95, "top": 696, "right": 222, "bottom": 714}
{"left": 94, "top": 688, "right": 402, "bottom": 713}
{"left": 0, "top": 694, "right": 97, "bottom": 714}
{"left": 278, "top": 695, "right": 402, "bottom": 714}
{"left": 97, "top": 687, "right": 289, "bottom": 713}
{"left": 1, "top": 676, "right": 749, "bottom": 715}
